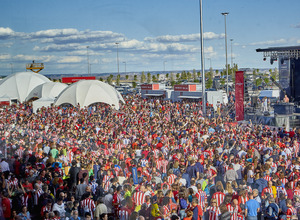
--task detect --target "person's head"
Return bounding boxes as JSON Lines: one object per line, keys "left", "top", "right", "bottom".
{"left": 85, "top": 212, "right": 92, "bottom": 220}
{"left": 253, "top": 189, "right": 259, "bottom": 198}
{"left": 191, "top": 198, "right": 198, "bottom": 207}
{"left": 268, "top": 181, "right": 273, "bottom": 188}
{"left": 72, "top": 210, "right": 79, "bottom": 218}
{"left": 286, "top": 198, "right": 292, "bottom": 207}
{"left": 210, "top": 198, "right": 217, "bottom": 207}
{"left": 220, "top": 204, "right": 228, "bottom": 214}
{"left": 248, "top": 192, "right": 254, "bottom": 200}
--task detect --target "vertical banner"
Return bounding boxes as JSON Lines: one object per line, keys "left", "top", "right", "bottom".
{"left": 132, "top": 167, "right": 138, "bottom": 185}
{"left": 235, "top": 71, "right": 244, "bottom": 121}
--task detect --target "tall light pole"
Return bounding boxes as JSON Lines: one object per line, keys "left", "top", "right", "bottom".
{"left": 221, "top": 12, "right": 229, "bottom": 95}
{"left": 230, "top": 39, "right": 233, "bottom": 68}
{"left": 163, "top": 61, "right": 167, "bottom": 72}
{"left": 115, "top": 43, "right": 119, "bottom": 74}
{"left": 123, "top": 62, "right": 126, "bottom": 74}
{"left": 200, "top": 0, "right": 206, "bottom": 115}
{"left": 86, "top": 46, "right": 90, "bottom": 74}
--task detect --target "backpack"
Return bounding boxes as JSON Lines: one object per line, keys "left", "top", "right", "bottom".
{"left": 266, "top": 203, "right": 279, "bottom": 219}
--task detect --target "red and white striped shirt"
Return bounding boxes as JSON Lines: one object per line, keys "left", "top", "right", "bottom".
{"left": 118, "top": 207, "right": 131, "bottom": 220}
{"left": 195, "top": 190, "right": 207, "bottom": 208}
{"left": 80, "top": 198, "right": 95, "bottom": 217}
{"left": 34, "top": 188, "right": 43, "bottom": 206}
{"left": 263, "top": 175, "right": 272, "bottom": 182}
{"left": 226, "top": 204, "right": 237, "bottom": 220}
{"left": 207, "top": 206, "right": 221, "bottom": 220}
{"left": 133, "top": 191, "right": 145, "bottom": 206}
{"left": 163, "top": 205, "right": 170, "bottom": 220}
{"left": 294, "top": 188, "right": 300, "bottom": 197}
{"left": 286, "top": 206, "right": 297, "bottom": 219}
{"left": 167, "top": 174, "right": 176, "bottom": 185}
{"left": 212, "top": 192, "right": 225, "bottom": 206}
{"left": 156, "top": 159, "right": 168, "bottom": 174}
{"left": 262, "top": 187, "right": 273, "bottom": 197}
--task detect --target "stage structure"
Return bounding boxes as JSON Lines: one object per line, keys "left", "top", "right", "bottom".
{"left": 256, "top": 46, "right": 300, "bottom": 102}
{"left": 254, "top": 46, "right": 300, "bottom": 128}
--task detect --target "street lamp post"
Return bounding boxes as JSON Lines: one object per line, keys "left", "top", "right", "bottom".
{"left": 86, "top": 46, "right": 90, "bottom": 74}
{"left": 115, "top": 43, "right": 119, "bottom": 74}
{"left": 221, "top": 12, "right": 229, "bottom": 95}
{"left": 123, "top": 62, "right": 126, "bottom": 74}
{"left": 230, "top": 39, "right": 233, "bottom": 68}
{"left": 200, "top": 0, "right": 206, "bottom": 115}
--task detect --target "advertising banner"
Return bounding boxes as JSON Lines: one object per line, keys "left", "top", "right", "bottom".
{"left": 132, "top": 167, "right": 138, "bottom": 185}
{"left": 235, "top": 71, "right": 244, "bottom": 121}
{"left": 61, "top": 76, "right": 96, "bottom": 83}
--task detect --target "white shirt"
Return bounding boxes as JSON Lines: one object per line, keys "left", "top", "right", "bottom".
{"left": 0, "top": 161, "right": 10, "bottom": 172}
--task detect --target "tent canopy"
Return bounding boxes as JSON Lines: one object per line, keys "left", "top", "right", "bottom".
{"left": 32, "top": 97, "right": 55, "bottom": 113}
{"left": 54, "top": 80, "right": 124, "bottom": 110}
{"left": 0, "top": 72, "right": 50, "bottom": 102}
{"left": 26, "top": 82, "right": 68, "bottom": 101}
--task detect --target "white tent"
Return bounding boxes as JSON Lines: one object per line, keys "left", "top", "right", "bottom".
{"left": 26, "top": 82, "right": 68, "bottom": 101}
{"left": 54, "top": 80, "right": 125, "bottom": 110}
{"left": 32, "top": 97, "right": 55, "bottom": 113}
{"left": 0, "top": 72, "right": 50, "bottom": 102}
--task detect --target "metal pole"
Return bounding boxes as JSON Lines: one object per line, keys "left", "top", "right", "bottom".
{"left": 116, "top": 43, "right": 119, "bottom": 74}
{"left": 87, "top": 46, "right": 89, "bottom": 74}
{"left": 222, "top": 12, "right": 229, "bottom": 95}
{"left": 200, "top": 0, "right": 206, "bottom": 115}
{"left": 230, "top": 39, "right": 233, "bottom": 68}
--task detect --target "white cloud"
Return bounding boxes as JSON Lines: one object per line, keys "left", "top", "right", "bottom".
{"left": 58, "top": 56, "right": 84, "bottom": 63}
{"left": 249, "top": 39, "right": 287, "bottom": 46}
{"left": 0, "top": 27, "right": 14, "bottom": 39}
{"left": 144, "top": 32, "right": 224, "bottom": 43}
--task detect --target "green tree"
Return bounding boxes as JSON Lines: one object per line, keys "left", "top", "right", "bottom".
{"left": 125, "top": 75, "right": 129, "bottom": 80}
{"left": 192, "top": 69, "right": 197, "bottom": 82}
{"left": 166, "top": 73, "right": 169, "bottom": 79}
{"left": 206, "top": 77, "right": 213, "bottom": 89}
{"left": 133, "top": 75, "right": 137, "bottom": 82}
{"left": 255, "top": 78, "right": 262, "bottom": 87}
{"left": 141, "top": 71, "right": 146, "bottom": 83}
{"left": 157, "top": 73, "right": 160, "bottom": 81}
{"left": 107, "top": 75, "right": 113, "bottom": 84}
{"left": 147, "top": 72, "right": 151, "bottom": 83}
{"left": 152, "top": 75, "right": 157, "bottom": 82}
{"left": 132, "top": 81, "right": 137, "bottom": 88}
{"left": 99, "top": 77, "right": 103, "bottom": 81}
{"left": 176, "top": 73, "right": 180, "bottom": 80}
{"left": 170, "top": 73, "right": 174, "bottom": 83}
{"left": 116, "top": 74, "right": 121, "bottom": 86}
{"left": 220, "top": 78, "right": 225, "bottom": 85}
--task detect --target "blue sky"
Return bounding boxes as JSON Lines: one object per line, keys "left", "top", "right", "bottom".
{"left": 0, "top": 0, "right": 300, "bottom": 75}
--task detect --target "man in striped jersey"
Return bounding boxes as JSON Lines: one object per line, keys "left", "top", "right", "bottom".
{"left": 81, "top": 192, "right": 96, "bottom": 218}
{"left": 133, "top": 185, "right": 146, "bottom": 212}
{"left": 211, "top": 185, "right": 225, "bottom": 206}
{"left": 286, "top": 199, "right": 297, "bottom": 220}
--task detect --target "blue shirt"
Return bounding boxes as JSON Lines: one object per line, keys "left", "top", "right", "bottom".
{"left": 246, "top": 199, "right": 260, "bottom": 217}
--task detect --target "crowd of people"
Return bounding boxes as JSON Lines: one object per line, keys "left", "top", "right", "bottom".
{"left": 0, "top": 93, "right": 299, "bottom": 220}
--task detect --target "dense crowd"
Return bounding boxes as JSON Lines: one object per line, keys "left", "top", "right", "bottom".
{"left": 0, "top": 94, "right": 299, "bottom": 220}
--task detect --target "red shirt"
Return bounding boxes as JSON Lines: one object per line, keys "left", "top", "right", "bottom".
{"left": 2, "top": 197, "right": 11, "bottom": 218}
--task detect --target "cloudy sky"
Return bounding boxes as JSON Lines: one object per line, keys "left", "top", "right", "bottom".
{"left": 0, "top": 0, "right": 300, "bottom": 75}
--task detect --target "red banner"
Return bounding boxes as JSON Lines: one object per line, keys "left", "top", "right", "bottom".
{"left": 174, "top": 84, "right": 196, "bottom": 91}
{"left": 235, "top": 71, "right": 244, "bottom": 121}
{"left": 62, "top": 76, "right": 96, "bottom": 83}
